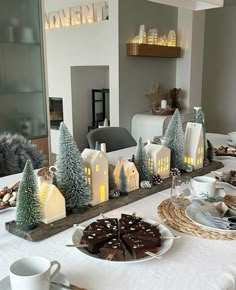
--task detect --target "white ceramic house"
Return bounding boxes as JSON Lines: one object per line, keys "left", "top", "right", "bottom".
{"left": 39, "top": 183, "right": 66, "bottom": 224}
{"left": 145, "top": 143, "right": 171, "bottom": 178}
{"left": 184, "top": 122, "right": 204, "bottom": 169}
{"left": 82, "top": 148, "right": 109, "bottom": 206}
{"left": 113, "top": 159, "right": 139, "bottom": 192}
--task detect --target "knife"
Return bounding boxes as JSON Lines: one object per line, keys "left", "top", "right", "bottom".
{"left": 51, "top": 281, "right": 88, "bottom": 290}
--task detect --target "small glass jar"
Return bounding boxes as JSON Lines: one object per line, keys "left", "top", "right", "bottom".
{"left": 171, "top": 175, "right": 192, "bottom": 209}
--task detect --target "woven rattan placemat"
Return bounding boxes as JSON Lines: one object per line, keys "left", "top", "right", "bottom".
{"left": 157, "top": 199, "right": 236, "bottom": 240}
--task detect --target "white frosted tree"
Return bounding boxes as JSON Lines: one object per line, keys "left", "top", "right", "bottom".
{"left": 56, "top": 123, "right": 91, "bottom": 211}
{"left": 163, "top": 109, "right": 192, "bottom": 172}
{"left": 135, "top": 137, "right": 152, "bottom": 182}
{"left": 16, "top": 160, "right": 41, "bottom": 227}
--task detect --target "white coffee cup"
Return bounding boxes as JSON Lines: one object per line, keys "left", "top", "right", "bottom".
{"left": 10, "top": 256, "right": 61, "bottom": 290}
{"left": 191, "top": 176, "right": 216, "bottom": 198}
{"left": 228, "top": 132, "right": 236, "bottom": 143}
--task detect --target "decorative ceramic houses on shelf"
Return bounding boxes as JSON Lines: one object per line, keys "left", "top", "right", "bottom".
{"left": 144, "top": 142, "right": 171, "bottom": 178}
{"left": 113, "top": 160, "right": 139, "bottom": 193}
{"left": 184, "top": 122, "right": 204, "bottom": 170}
{"left": 82, "top": 148, "right": 109, "bottom": 206}
{"left": 39, "top": 182, "right": 66, "bottom": 224}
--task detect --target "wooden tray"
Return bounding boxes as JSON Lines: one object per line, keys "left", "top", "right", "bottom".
{"left": 6, "top": 161, "right": 224, "bottom": 241}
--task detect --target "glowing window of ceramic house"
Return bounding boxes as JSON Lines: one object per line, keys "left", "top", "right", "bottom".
{"left": 104, "top": 170, "right": 107, "bottom": 175}
{"left": 85, "top": 167, "right": 87, "bottom": 174}
{"left": 96, "top": 165, "right": 99, "bottom": 172}
{"left": 100, "top": 185, "right": 106, "bottom": 202}
{"left": 88, "top": 168, "right": 91, "bottom": 175}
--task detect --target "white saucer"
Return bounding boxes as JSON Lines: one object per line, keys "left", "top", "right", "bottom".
{"left": 226, "top": 140, "right": 236, "bottom": 147}
{"left": 0, "top": 272, "right": 69, "bottom": 290}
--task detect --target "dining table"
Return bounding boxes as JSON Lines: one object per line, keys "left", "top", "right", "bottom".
{"left": 1, "top": 133, "right": 236, "bottom": 290}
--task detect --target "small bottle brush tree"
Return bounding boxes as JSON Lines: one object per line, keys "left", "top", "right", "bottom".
{"left": 119, "top": 164, "right": 128, "bottom": 195}
{"left": 135, "top": 137, "right": 152, "bottom": 182}
{"left": 56, "top": 123, "right": 91, "bottom": 211}
{"left": 16, "top": 160, "right": 41, "bottom": 228}
{"left": 163, "top": 109, "right": 192, "bottom": 172}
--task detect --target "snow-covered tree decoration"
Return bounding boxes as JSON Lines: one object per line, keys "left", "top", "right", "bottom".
{"left": 135, "top": 137, "right": 152, "bottom": 182}
{"left": 16, "top": 160, "right": 41, "bottom": 227}
{"left": 194, "top": 107, "right": 208, "bottom": 163}
{"left": 119, "top": 164, "right": 128, "bottom": 194}
{"left": 56, "top": 123, "right": 91, "bottom": 210}
{"left": 163, "top": 109, "right": 192, "bottom": 172}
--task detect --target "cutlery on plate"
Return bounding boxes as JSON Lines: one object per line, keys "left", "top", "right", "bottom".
{"left": 145, "top": 251, "right": 162, "bottom": 259}
{"left": 66, "top": 244, "right": 88, "bottom": 248}
{"left": 51, "top": 281, "right": 88, "bottom": 290}
{"left": 161, "top": 235, "right": 181, "bottom": 240}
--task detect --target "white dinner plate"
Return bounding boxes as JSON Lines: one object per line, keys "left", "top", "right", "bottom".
{"left": 216, "top": 181, "right": 236, "bottom": 195}
{"left": 0, "top": 206, "right": 16, "bottom": 213}
{"left": 185, "top": 205, "right": 236, "bottom": 233}
{"left": 226, "top": 140, "right": 236, "bottom": 148}
{"left": 0, "top": 272, "right": 69, "bottom": 290}
{"left": 185, "top": 181, "right": 236, "bottom": 233}
{"left": 72, "top": 218, "right": 173, "bottom": 263}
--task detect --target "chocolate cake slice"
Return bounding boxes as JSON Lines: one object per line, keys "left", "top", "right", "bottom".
{"left": 96, "top": 218, "right": 119, "bottom": 234}
{"left": 122, "top": 235, "right": 160, "bottom": 259}
{"left": 81, "top": 231, "right": 117, "bottom": 254}
{"left": 121, "top": 220, "right": 161, "bottom": 237}
{"left": 119, "top": 213, "right": 142, "bottom": 235}
{"left": 99, "top": 238, "right": 125, "bottom": 261}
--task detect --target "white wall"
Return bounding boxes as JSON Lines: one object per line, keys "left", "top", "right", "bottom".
{"left": 176, "top": 9, "right": 205, "bottom": 109}
{"left": 119, "top": 0, "right": 178, "bottom": 132}
{"left": 44, "top": 0, "right": 119, "bottom": 153}
{"left": 202, "top": 5, "right": 236, "bottom": 133}
{"left": 71, "top": 66, "right": 109, "bottom": 150}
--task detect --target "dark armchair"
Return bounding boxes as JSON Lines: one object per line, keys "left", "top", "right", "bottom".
{"left": 87, "top": 127, "right": 137, "bottom": 152}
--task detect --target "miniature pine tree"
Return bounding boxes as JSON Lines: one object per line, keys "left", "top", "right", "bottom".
{"left": 207, "top": 139, "right": 215, "bottom": 161}
{"left": 16, "top": 160, "right": 41, "bottom": 227}
{"left": 56, "top": 123, "right": 91, "bottom": 210}
{"left": 163, "top": 109, "right": 192, "bottom": 172}
{"left": 135, "top": 137, "right": 152, "bottom": 182}
{"left": 109, "top": 166, "right": 117, "bottom": 189}
{"left": 119, "top": 164, "right": 128, "bottom": 194}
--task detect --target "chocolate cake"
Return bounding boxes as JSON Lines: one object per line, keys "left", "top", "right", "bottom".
{"left": 81, "top": 231, "right": 117, "bottom": 254}
{"left": 80, "top": 213, "right": 162, "bottom": 260}
{"left": 119, "top": 213, "right": 142, "bottom": 235}
{"left": 99, "top": 238, "right": 125, "bottom": 261}
{"left": 122, "top": 235, "right": 160, "bottom": 259}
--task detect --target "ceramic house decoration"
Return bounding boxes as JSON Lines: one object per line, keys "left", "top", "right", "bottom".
{"left": 113, "top": 160, "right": 139, "bottom": 192}
{"left": 82, "top": 148, "right": 109, "bottom": 206}
{"left": 145, "top": 142, "right": 171, "bottom": 178}
{"left": 184, "top": 122, "right": 204, "bottom": 169}
{"left": 39, "top": 182, "right": 66, "bottom": 224}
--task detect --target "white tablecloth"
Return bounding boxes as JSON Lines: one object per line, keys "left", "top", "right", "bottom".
{"left": 1, "top": 146, "right": 236, "bottom": 290}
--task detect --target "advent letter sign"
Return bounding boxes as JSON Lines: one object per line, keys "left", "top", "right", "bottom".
{"left": 45, "top": 1, "right": 109, "bottom": 29}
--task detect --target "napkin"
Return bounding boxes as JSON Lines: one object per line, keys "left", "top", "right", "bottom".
{"left": 192, "top": 199, "right": 236, "bottom": 230}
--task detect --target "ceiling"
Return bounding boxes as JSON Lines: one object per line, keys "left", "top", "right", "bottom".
{"left": 147, "top": 0, "right": 224, "bottom": 10}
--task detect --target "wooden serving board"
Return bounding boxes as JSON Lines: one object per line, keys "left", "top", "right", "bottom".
{"left": 5, "top": 160, "right": 224, "bottom": 242}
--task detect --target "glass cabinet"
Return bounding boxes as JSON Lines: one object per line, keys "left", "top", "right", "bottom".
{"left": 0, "top": 0, "right": 48, "bottom": 139}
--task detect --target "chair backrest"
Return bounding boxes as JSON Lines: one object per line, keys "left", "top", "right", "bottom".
{"left": 87, "top": 127, "right": 137, "bottom": 152}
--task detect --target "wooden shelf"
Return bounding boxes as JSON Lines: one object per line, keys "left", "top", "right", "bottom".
{"left": 127, "top": 43, "right": 181, "bottom": 58}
